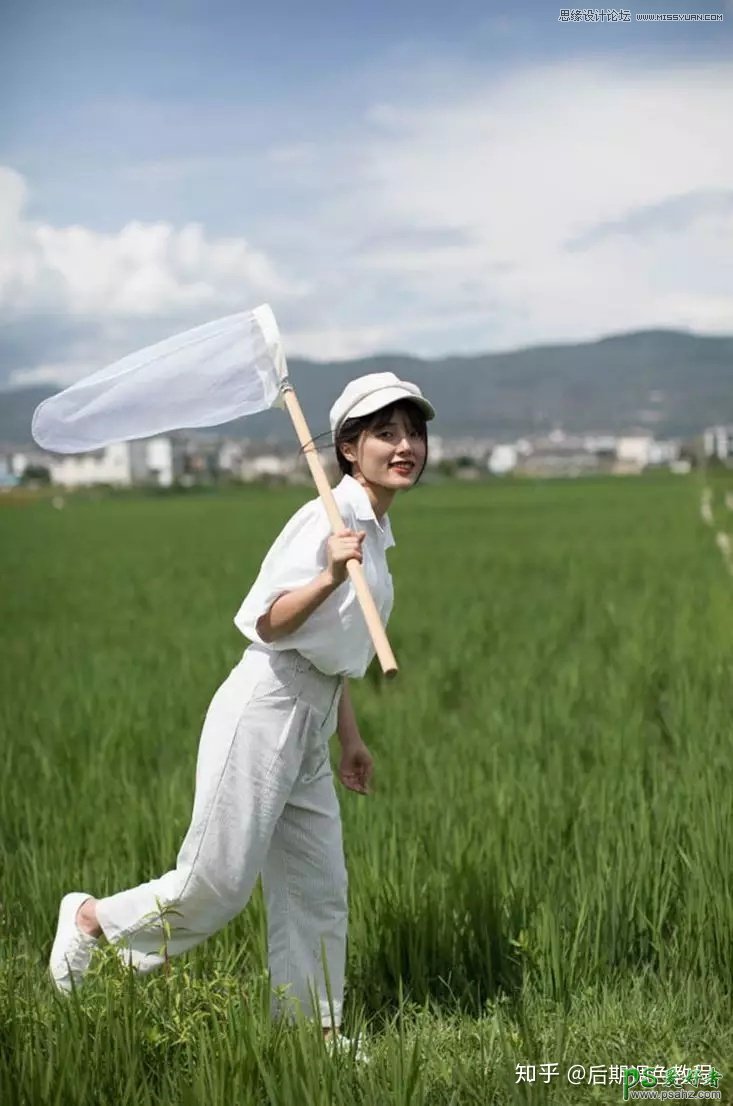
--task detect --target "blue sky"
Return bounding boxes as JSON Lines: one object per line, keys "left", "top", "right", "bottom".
{"left": 1, "top": 0, "right": 732, "bottom": 387}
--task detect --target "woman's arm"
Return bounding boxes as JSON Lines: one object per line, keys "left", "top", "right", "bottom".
{"left": 257, "top": 528, "right": 365, "bottom": 644}
{"left": 337, "top": 676, "right": 361, "bottom": 747}
{"left": 336, "top": 677, "right": 372, "bottom": 793}
{"left": 257, "top": 570, "right": 340, "bottom": 642}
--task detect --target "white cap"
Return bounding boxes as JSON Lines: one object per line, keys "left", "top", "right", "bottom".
{"left": 329, "top": 372, "right": 436, "bottom": 437}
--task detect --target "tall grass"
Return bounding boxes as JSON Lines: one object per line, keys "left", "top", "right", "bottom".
{"left": 2, "top": 473, "right": 731, "bottom": 1103}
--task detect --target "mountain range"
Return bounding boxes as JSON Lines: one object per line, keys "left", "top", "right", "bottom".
{"left": 1, "top": 328, "right": 731, "bottom": 449}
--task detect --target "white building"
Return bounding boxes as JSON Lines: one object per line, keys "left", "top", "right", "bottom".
{"left": 616, "top": 435, "right": 680, "bottom": 468}
{"left": 647, "top": 439, "right": 680, "bottom": 465}
{"left": 0, "top": 453, "right": 20, "bottom": 488}
{"left": 133, "top": 437, "right": 177, "bottom": 486}
{"left": 10, "top": 449, "right": 51, "bottom": 478}
{"left": 218, "top": 440, "right": 245, "bottom": 473}
{"left": 426, "top": 434, "right": 444, "bottom": 464}
{"left": 45, "top": 437, "right": 179, "bottom": 488}
{"left": 703, "top": 426, "right": 733, "bottom": 460}
{"left": 48, "top": 442, "right": 131, "bottom": 487}
{"left": 488, "top": 444, "right": 518, "bottom": 475}
{"left": 583, "top": 434, "right": 618, "bottom": 454}
{"left": 239, "top": 454, "right": 291, "bottom": 481}
{"left": 616, "top": 436, "right": 655, "bottom": 466}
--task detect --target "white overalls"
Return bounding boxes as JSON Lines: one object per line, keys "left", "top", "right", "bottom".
{"left": 95, "top": 474, "right": 395, "bottom": 1026}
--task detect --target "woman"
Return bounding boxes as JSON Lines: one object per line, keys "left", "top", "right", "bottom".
{"left": 49, "top": 371, "right": 434, "bottom": 1055}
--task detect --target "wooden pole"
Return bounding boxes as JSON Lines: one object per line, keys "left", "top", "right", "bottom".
{"left": 279, "top": 382, "right": 399, "bottom": 679}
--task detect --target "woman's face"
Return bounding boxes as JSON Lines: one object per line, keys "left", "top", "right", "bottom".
{"left": 351, "top": 407, "right": 427, "bottom": 489}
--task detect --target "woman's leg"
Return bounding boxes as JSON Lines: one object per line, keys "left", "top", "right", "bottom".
{"left": 93, "top": 668, "right": 311, "bottom": 972}
{"left": 262, "top": 741, "right": 348, "bottom": 1029}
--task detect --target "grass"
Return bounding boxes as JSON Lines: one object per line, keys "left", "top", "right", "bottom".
{"left": 1, "top": 471, "right": 732, "bottom": 1104}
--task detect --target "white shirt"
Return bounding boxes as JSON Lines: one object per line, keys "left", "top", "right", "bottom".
{"left": 234, "top": 474, "right": 396, "bottom": 678}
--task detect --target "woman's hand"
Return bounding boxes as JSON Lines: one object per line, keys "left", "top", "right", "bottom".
{"left": 326, "top": 529, "right": 366, "bottom": 585}
{"left": 337, "top": 739, "right": 373, "bottom": 795}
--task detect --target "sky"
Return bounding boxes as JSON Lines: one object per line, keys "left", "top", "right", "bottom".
{"left": 1, "top": 0, "right": 732, "bottom": 389}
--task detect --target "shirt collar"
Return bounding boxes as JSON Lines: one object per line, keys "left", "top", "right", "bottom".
{"left": 337, "top": 474, "right": 396, "bottom": 549}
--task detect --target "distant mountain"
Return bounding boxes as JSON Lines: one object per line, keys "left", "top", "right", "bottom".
{"left": 2, "top": 329, "right": 732, "bottom": 448}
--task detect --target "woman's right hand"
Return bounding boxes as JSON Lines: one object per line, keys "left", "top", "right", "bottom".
{"left": 326, "top": 529, "right": 366, "bottom": 585}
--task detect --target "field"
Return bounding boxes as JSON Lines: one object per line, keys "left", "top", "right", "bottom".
{"left": 2, "top": 472, "right": 732, "bottom": 1105}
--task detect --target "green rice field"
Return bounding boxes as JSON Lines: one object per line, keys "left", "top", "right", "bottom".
{"left": 2, "top": 471, "right": 732, "bottom": 1104}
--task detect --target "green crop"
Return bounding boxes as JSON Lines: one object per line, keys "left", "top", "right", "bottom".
{"left": 1, "top": 472, "right": 731, "bottom": 1104}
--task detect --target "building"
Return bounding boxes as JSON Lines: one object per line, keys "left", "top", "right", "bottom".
{"left": 130, "top": 438, "right": 180, "bottom": 487}
{"left": 9, "top": 448, "right": 52, "bottom": 479}
{"left": 437, "top": 436, "right": 495, "bottom": 463}
{"left": 236, "top": 449, "right": 317, "bottom": 485}
{"left": 239, "top": 454, "right": 291, "bottom": 481}
{"left": 615, "top": 435, "right": 680, "bottom": 472}
{"left": 0, "top": 453, "right": 20, "bottom": 488}
{"left": 426, "top": 434, "right": 444, "bottom": 464}
{"left": 583, "top": 434, "right": 618, "bottom": 456}
{"left": 703, "top": 426, "right": 733, "bottom": 461}
{"left": 47, "top": 442, "right": 131, "bottom": 487}
{"left": 488, "top": 444, "right": 518, "bottom": 475}
{"left": 41, "top": 437, "right": 182, "bottom": 488}
{"left": 615, "top": 436, "right": 654, "bottom": 466}
{"left": 218, "top": 440, "right": 245, "bottom": 474}
{"left": 516, "top": 447, "right": 604, "bottom": 478}
{"left": 646, "top": 439, "right": 680, "bottom": 466}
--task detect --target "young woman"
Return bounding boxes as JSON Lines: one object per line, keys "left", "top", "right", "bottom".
{"left": 49, "top": 371, "right": 434, "bottom": 1055}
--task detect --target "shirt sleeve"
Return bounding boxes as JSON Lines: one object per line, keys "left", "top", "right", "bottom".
{"left": 235, "top": 498, "right": 334, "bottom": 642}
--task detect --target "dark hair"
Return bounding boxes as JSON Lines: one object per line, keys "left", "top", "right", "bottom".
{"left": 334, "top": 398, "right": 429, "bottom": 487}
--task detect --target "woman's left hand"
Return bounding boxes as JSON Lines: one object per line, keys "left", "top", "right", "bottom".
{"left": 337, "top": 740, "right": 373, "bottom": 795}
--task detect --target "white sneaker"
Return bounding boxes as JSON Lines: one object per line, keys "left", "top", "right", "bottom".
{"left": 49, "top": 892, "right": 99, "bottom": 993}
{"left": 325, "top": 1032, "right": 370, "bottom": 1063}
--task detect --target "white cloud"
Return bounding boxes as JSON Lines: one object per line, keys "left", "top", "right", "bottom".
{"left": 283, "top": 323, "right": 396, "bottom": 361}
{"left": 9, "top": 361, "right": 90, "bottom": 388}
{"left": 0, "top": 166, "right": 303, "bottom": 320}
{"left": 318, "top": 58, "right": 733, "bottom": 350}
{"left": 2, "top": 54, "right": 733, "bottom": 386}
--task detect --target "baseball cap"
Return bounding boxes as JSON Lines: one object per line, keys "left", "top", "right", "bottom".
{"left": 329, "top": 372, "right": 436, "bottom": 438}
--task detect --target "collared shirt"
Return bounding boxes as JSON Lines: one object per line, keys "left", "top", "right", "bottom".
{"left": 234, "top": 474, "right": 396, "bottom": 678}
